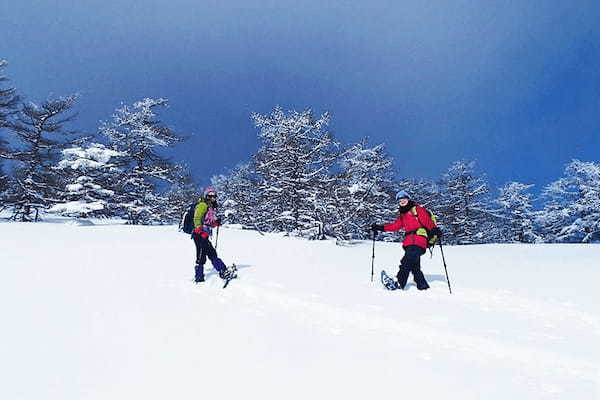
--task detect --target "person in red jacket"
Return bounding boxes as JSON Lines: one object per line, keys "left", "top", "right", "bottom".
{"left": 371, "top": 190, "right": 442, "bottom": 290}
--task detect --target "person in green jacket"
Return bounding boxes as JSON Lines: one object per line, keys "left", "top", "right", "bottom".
{"left": 192, "top": 187, "right": 231, "bottom": 283}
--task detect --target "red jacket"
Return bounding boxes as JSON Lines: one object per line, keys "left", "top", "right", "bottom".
{"left": 384, "top": 205, "right": 437, "bottom": 249}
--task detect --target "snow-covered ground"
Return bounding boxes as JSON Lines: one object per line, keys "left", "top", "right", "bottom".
{"left": 1, "top": 221, "right": 599, "bottom": 399}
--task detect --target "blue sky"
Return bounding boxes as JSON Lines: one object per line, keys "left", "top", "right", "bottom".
{"left": 2, "top": 0, "right": 600, "bottom": 190}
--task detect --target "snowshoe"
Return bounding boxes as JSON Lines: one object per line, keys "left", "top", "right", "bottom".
{"left": 381, "top": 270, "right": 399, "bottom": 291}
{"left": 221, "top": 264, "right": 238, "bottom": 288}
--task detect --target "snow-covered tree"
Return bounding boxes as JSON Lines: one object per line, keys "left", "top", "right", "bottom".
{"left": 326, "top": 141, "right": 396, "bottom": 240}
{"left": 496, "top": 182, "right": 537, "bottom": 243}
{"left": 49, "top": 143, "right": 123, "bottom": 218}
{"left": 211, "top": 163, "right": 261, "bottom": 228}
{"left": 4, "top": 95, "right": 80, "bottom": 221}
{"left": 252, "top": 107, "right": 339, "bottom": 238}
{"left": 0, "top": 60, "right": 19, "bottom": 200}
{"left": 0, "top": 60, "right": 18, "bottom": 128}
{"left": 163, "top": 171, "right": 202, "bottom": 225}
{"left": 538, "top": 160, "right": 600, "bottom": 243}
{"left": 100, "top": 98, "right": 183, "bottom": 224}
{"left": 437, "top": 160, "right": 494, "bottom": 244}
{"left": 396, "top": 178, "right": 440, "bottom": 210}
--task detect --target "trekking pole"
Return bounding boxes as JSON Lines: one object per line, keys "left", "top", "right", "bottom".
{"left": 215, "top": 225, "right": 220, "bottom": 250}
{"left": 438, "top": 239, "right": 452, "bottom": 294}
{"left": 371, "top": 231, "right": 377, "bottom": 282}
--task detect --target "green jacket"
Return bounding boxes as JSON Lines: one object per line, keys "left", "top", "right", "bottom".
{"left": 194, "top": 200, "right": 218, "bottom": 236}
{"left": 194, "top": 201, "right": 208, "bottom": 228}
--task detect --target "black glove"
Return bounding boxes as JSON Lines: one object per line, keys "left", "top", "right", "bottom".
{"left": 430, "top": 227, "right": 442, "bottom": 238}
{"left": 215, "top": 217, "right": 222, "bottom": 225}
{"left": 370, "top": 224, "right": 385, "bottom": 232}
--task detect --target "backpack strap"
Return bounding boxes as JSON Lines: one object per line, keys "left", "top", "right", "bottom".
{"left": 410, "top": 206, "right": 432, "bottom": 239}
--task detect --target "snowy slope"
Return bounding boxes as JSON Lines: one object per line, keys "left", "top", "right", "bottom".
{"left": 1, "top": 221, "right": 599, "bottom": 400}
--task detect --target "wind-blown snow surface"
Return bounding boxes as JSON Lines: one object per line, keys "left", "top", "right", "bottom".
{"left": 1, "top": 222, "right": 599, "bottom": 399}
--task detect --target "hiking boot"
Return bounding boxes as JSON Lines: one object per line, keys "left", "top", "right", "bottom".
{"left": 195, "top": 264, "right": 205, "bottom": 283}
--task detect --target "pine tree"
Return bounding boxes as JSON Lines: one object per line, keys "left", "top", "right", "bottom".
{"left": 0, "top": 60, "right": 19, "bottom": 128}
{"left": 49, "top": 143, "right": 123, "bottom": 218}
{"left": 4, "top": 95, "right": 80, "bottom": 221}
{"left": 252, "top": 106, "right": 339, "bottom": 238}
{"left": 539, "top": 160, "right": 600, "bottom": 243}
{"left": 211, "top": 163, "right": 261, "bottom": 228}
{"left": 437, "top": 160, "right": 493, "bottom": 244}
{"left": 496, "top": 182, "right": 537, "bottom": 243}
{"left": 100, "top": 98, "right": 183, "bottom": 225}
{"left": 327, "top": 141, "right": 396, "bottom": 240}
{"left": 163, "top": 170, "right": 202, "bottom": 225}
{"left": 396, "top": 178, "right": 440, "bottom": 210}
{"left": 0, "top": 60, "right": 19, "bottom": 201}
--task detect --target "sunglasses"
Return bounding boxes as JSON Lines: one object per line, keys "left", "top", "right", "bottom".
{"left": 206, "top": 194, "right": 217, "bottom": 198}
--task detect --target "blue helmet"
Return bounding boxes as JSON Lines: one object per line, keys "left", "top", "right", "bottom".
{"left": 395, "top": 190, "right": 410, "bottom": 201}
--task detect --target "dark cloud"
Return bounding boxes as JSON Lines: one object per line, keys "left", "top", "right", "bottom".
{"left": 2, "top": 0, "right": 599, "bottom": 188}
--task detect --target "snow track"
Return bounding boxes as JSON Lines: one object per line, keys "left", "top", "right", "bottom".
{"left": 2, "top": 221, "right": 599, "bottom": 399}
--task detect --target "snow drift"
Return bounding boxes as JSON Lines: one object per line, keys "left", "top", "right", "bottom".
{"left": 1, "top": 221, "right": 599, "bottom": 399}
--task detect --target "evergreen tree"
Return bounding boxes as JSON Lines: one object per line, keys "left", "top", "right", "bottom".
{"left": 4, "top": 95, "right": 80, "bottom": 221}
{"left": 163, "top": 170, "right": 202, "bottom": 225}
{"left": 211, "top": 163, "right": 261, "bottom": 228}
{"left": 0, "top": 60, "right": 19, "bottom": 200}
{"left": 496, "top": 182, "right": 537, "bottom": 243}
{"left": 327, "top": 141, "right": 396, "bottom": 240}
{"left": 437, "top": 160, "right": 493, "bottom": 244}
{"left": 396, "top": 178, "right": 440, "bottom": 209}
{"left": 49, "top": 143, "right": 123, "bottom": 218}
{"left": 100, "top": 98, "right": 183, "bottom": 224}
{"left": 539, "top": 160, "right": 600, "bottom": 243}
{"left": 0, "top": 60, "right": 19, "bottom": 128}
{"left": 536, "top": 190, "right": 566, "bottom": 244}
{"left": 252, "top": 106, "right": 339, "bottom": 237}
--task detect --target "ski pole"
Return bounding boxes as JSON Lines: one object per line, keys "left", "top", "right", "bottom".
{"left": 215, "top": 225, "right": 220, "bottom": 250}
{"left": 438, "top": 239, "right": 452, "bottom": 294}
{"left": 371, "top": 231, "right": 377, "bottom": 282}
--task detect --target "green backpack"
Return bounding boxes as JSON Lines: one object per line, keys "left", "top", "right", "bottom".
{"left": 410, "top": 206, "right": 439, "bottom": 247}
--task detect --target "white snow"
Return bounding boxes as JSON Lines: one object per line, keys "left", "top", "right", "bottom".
{"left": 1, "top": 221, "right": 599, "bottom": 399}
{"left": 48, "top": 200, "right": 106, "bottom": 215}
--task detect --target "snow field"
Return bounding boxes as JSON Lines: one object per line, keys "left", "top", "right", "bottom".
{"left": 1, "top": 222, "right": 599, "bottom": 399}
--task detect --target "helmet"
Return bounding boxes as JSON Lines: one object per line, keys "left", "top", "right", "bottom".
{"left": 395, "top": 190, "right": 410, "bottom": 201}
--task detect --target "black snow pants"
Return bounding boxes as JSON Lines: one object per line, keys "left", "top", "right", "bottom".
{"left": 192, "top": 234, "right": 227, "bottom": 280}
{"left": 193, "top": 234, "right": 218, "bottom": 266}
{"left": 396, "top": 245, "right": 430, "bottom": 290}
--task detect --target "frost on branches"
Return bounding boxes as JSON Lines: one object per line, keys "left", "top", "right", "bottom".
{"left": 163, "top": 171, "right": 202, "bottom": 224}
{"left": 3, "top": 95, "right": 81, "bottom": 221}
{"left": 496, "top": 182, "right": 537, "bottom": 243}
{"left": 0, "top": 60, "right": 19, "bottom": 199}
{"left": 539, "top": 160, "right": 600, "bottom": 243}
{"left": 437, "top": 160, "right": 494, "bottom": 244}
{"left": 327, "top": 141, "right": 396, "bottom": 240}
{"left": 211, "top": 163, "right": 261, "bottom": 229}
{"left": 50, "top": 143, "right": 123, "bottom": 218}
{"left": 100, "top": 98, "right": 183, "bottom": 225}
{"left": 252, "top": 106, "right": 338, "bottom": 238}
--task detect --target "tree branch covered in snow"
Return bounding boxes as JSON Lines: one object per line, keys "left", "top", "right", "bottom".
{"left": 3, "top": 94, "right": 82, "bottom": 221}
{"left": 99, "top": 98, "right": 185, "bottom": 224}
